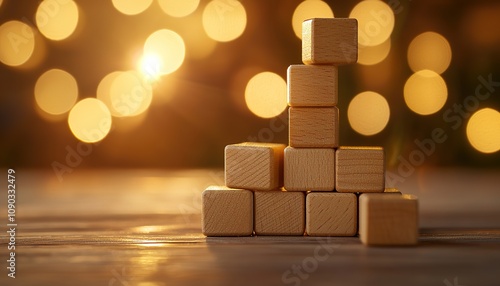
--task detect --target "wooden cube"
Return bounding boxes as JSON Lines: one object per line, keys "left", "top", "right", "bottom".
{"left": 302, "top": 18, "right": 358, "bottom": 65}
{"left": 359, "top": 193, "right": 419, "bottom": 245}
{"left": 287, "top": 65, "right": 338, "bottom": 107}
{"left": 202, "top": 186, "right": 253, "bottom": 236}
{"left": 335, "top": 147, "right": 384, "bottom": 193}
{"left": 225, "top": 142, "right": 286, "bottom": 191}
{"left": 306, "top": 193, "right": 357, "bottom": 236}
{"left": 254, "top": 191, "right": 305, "bottom": 235}
{"left": 284, "top": 147, "right": 335, "bottom": 191}
{"left": 289, "top": 107, "right": 339, "bottom": 148}
{"left": 357, "top": 188, "right": 402, "bottom": 236}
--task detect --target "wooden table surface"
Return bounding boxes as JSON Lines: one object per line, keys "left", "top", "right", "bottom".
{"left": 1, "top": 168, "right": 499, "bottom": 286}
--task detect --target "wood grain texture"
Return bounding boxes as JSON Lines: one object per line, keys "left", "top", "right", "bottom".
{"left": 289, "top": 107, "right": 339, "bottom": 148}
{"left": 225, "top": 142, "right": 286, "bottom": 191}
{"left": 287, "top": 65, "right": 338, "bottom": 107}
{"left": 335, "top": 146, "right": 385, "bottom": 193}
{"left": 284, "top": 147, "right": 335, "bottom": 191}
{"left": 202, "top": 186, "right": 253, "bottom": 236}
{"left": 306, "top": 192, "right": 357, "bottom": 236}
{"left": 357, "top": 188, "right": 402, "bottom": 235}
{"left": 302, "top": 18, "right": 358, "bottom": 65}
{"left": 359, "top": 193, "right": 419, "bottom": 246}
{"left": 254, "top": 191, "right": 305, "bottom": 235}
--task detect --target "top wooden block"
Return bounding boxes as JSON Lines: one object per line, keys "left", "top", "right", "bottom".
{"left": 302, "top": 18, "right": 358, "bottom": 65}
{"left": 225, "top": 142, "right": 285, "bottom": 191}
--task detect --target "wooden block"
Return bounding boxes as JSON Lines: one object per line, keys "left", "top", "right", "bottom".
{"left": 284, "top": 147, "right": 335, "bottom": 191}
{"left": 225, "top": 142, "right": 286, "bottom": 191}
{"left": 302, "top": 18, "right": 358, "bottom": 65}
{"left": 289, "top": 107, "right": 339, "bottom": 148}
{"left": 335, "top": 146, "right": 385, "bottom": 193}
{"left": 254, "top": 191, "right": 305, "bottom": 235}
{"left": 357, "top": 188, "right": 403, "bottom": 235}
{"left": 202, "top": 186, "right": 253, "bottom": 236}
{"left": 306, "top": 192, "right": 357, "bottom": 236}
{"left": 359, "top": 193, "right": 419, "bottom": 246}
{"left": 287, "top": 65, "right": 338, "bottom": 107}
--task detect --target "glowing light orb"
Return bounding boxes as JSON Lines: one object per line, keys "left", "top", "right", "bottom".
{"left": 68, "top": 98, "right": 112, "bottom": 143}
{"left": 202, "top": 0, "right": 247, "bottom": 42}
{"left": 348, "top": 91, "right": 390, "bottom": 135}
{"left": 0, "top": 21, "right": 35, "bottom": 66}
{"left": 404, "top": 70, "right": 447, "bottom": 115}
{"left": 245, "top": 72, "right": 287, "bottom": 118}
{"left": 466, "top": 108, "right": 500, "bottom": 153}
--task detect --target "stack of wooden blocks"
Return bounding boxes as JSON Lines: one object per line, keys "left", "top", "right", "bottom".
{"left": 202, "top": 18, "right": 418, "bottom": 246}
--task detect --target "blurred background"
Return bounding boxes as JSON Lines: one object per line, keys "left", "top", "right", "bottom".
{"left": 0, "top": 0, "right": 499, "bottom": 172}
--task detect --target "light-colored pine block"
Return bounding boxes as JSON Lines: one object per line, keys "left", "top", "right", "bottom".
{"left": 284, "top": 147, "right": 335, "bottom": 191}
{"left": 201, "top": 186, "right": 253, "bottom": 236}
{"left": 335, "top": 146, "right": 385, "bottom": 193}
{"left": 359, "top": 193, "right": 419, "bottom": 246}
{"left": 358, "top": 188, "right": 402, "bottom": 236}
{"left": 306, "top": 192, "right": 357, "bottom": 236}
{"left": 225, "top": 142, "right": 286, "bottom": 191}
{"left": 302, "top": 18, "right": 358, "bottom": 65}
{"left": 254, "top": 191, "right": 305, "bottom": 235}
{"left": 289, "top": 107, "right": 339, "bottom": 148}
{"left": 287, "top": 65, "right": 338, "bottom": 107}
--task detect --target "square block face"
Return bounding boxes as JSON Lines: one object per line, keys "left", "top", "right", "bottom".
{"left": 254, "top": 191, "right": 305, "bottom": 235}
{"left": 359, "top": 194, "right": 419, "bottom": 245}
{"left": 289, "top": 107, "right": 339, "bottom": 148}
{"left": 202, "top": 186, "right": 253, "bottom": 236}
{"left": 302, "top": 18, "right": 358, "bottom": 65}
{"left": 284, "top": 147, "right": 335, "bottom": 191}
{"left": 335, "top": 147, "right": 385, "bottom": 193}
{"left": 225, "top": 142, "right": 286, "bottom": 191}
{"left": 306, "top": 193, "right": 357, "bottom": 236}
{"left": 287, "top": 65, "right": 338, "bottom": 107}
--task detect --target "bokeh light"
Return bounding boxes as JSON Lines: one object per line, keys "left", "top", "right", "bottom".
{"left": 358, "top": 38, "right": 391, "bottom": 65}
{"left": 96, "top": 71, "right": 122, "bottom": 117}
{"left": 408, "top": 32, "right": 452, "bottom": 74}
{"left": 466, "top": 108, "right": 500, "bottom": 153}
{"left": 109, "top": 70, "right": 153, "bottom": 117}
{"left": 158, "top": 0, "right": 199, "bottom": 17}
{"left": 0, "top": 21, "right": 35, "bottom": 66}
{"left": 36, "top": 0, "right": 79, "bottom": 41}
{"left": 35, "top": 69, "right": 78, "bottom": 115}
{"left": 138, "top": 53, "right": 162, "bottom": 82}
{"left": 349, "top": 0, "right": 395, "bottom": 47}
{"left": 144, "top": 29, "right": 185, "bottom": 76}
{"left": 245, "top": 72, "right": 287, "bottom": 118}
{"left": 111, "top": 0, "right": 153, "bottom": 15}
{"left": 404, "top": 70, "right": 447, "bottom": 115}
{"left": 68, "top": 98, "right": 112, "bottom": 143}
{"left": 202, "top": 0, "right": 247, "bottom": 42}
{"left": 348, "top": 91, "right": 390, "bottom": 135}
{"left": 292, "top": 0, "right": 334, "bottom": 39}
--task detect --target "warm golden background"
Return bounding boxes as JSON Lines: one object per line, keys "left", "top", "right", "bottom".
{"left": 0, "top": 0, "right": 499, "bottom": 170}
